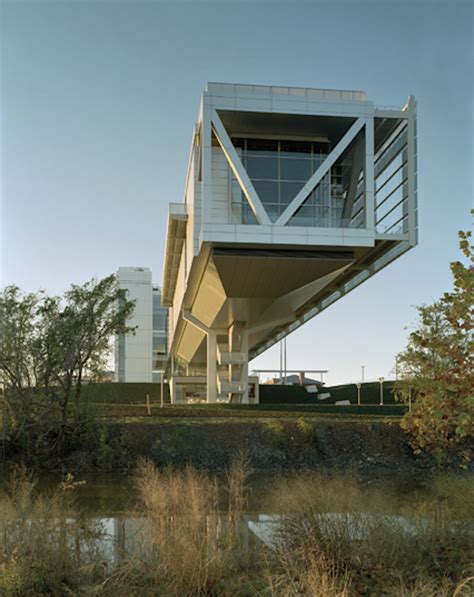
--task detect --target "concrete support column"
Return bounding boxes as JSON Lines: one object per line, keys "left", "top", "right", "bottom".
{"left": 206, "top": 329, "right": 217, "bottom": 403}
{"left": 169, "top": 376, "right": 177, "bottom": 404}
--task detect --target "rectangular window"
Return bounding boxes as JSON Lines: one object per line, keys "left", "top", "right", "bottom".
{"left": 253, "top": 180, "right": 279, "bottom": 205}
{"left": 280, "top": 140, "right": 312, "bottom": 155}
{"left": 291, "top": 205, "right": 314, "bottom": 226}
{"left": 280, "top": 181, "right": 305, "bottom": 207}
{"left": 280, "top": 158, "right": 312, "bottom": 182}
{"left": 246, "top": 138, "right": 278, "bottom": 152}
{"left": 246, "top": 156, "right": 278, "bottom": 180}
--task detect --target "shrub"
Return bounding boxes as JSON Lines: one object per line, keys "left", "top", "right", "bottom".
{"left": 262, "top": 420, "right": 288, "bottom": 449}
{"left": 296, "top": 417, "right": 315, "bottom": 441}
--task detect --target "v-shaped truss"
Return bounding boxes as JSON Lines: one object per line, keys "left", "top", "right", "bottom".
{"left": 211, "top": 109, "right": 271, "bottom": 225}
{"left": 211, "top": 109, "right": 366, "bottom": 227}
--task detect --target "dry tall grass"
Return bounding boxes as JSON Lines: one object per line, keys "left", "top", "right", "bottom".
{"left": 100, "top": 453, "right": 257, "bottom": 595}
{"left": 2, "top": 462, "right": 471, "bottom": 596}
{"left": 0, "top": 465, "right": 105, "bottom": 595}
{"left": 267, "top": 544, "right": 352, "bottom": 596}
{"left": 137, "top": 461, "right": 226, "bottom": 594}
{"left": 226, "top": 451, "right": 250, "bottom": 530}
{"left": 266, "top": 472, "right": 474, "bottom": 595}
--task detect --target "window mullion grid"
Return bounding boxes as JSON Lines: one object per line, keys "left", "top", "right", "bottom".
{"left": 277, "top": 140, "right": 281, "bottom": 218}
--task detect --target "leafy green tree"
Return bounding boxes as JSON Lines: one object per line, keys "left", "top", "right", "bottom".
{"left": 0, "top": 287, "right": 42, "bottom": 446}
{"left": 0, "top": 275, "right": 135, "bottom": 456}
{"left": 396, "top": 222, "right": 473, "bottom": 462}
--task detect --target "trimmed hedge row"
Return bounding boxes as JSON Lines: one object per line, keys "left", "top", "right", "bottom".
{"left": 83, "top": 381, "right": 398, "bottom": 407}
{"left": 82, "top": 382, "right": 169, "bottom": 405}
{"left": 98, "top": 402, "right": 407, "bottom": 419}
{"left": 319, "top": 381, "right": 398, "bottom": 405}
{"left": 259, "top": 384, "right": 312, "bottom": 404}
{"left": 259, "top": 381, "right": 399, "bottom": 405}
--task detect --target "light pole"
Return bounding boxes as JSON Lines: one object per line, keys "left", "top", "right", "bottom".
{"left": 379, "top": 377, "right": 384, "bottom": 405}
{"left": 361, "top": 365, "right": 365, "bottom": 383}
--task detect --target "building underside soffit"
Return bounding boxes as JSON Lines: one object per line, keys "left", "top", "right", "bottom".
{"left": 175, "top": 251, "right": 353, "bottom": 365}
{"left": 176, "top": 322, "right": 206, "bottom": 365}
{"left": 189, "top": 259, "right": 227, "bottom": 329}
{"left": 217, "top": 110, "right": 357, "bottom": 144}
{"left": 212, "top": 250, "right": 353, "bottom": 299}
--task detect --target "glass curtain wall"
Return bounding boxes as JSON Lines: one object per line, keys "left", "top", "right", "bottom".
{"left": 229, "top": 138, "right": 347, "bottom": 227}
{"left": 152, "top": 289, "right": 168, "bottom": 381}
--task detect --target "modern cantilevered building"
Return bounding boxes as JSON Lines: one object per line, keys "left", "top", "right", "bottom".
{"left": 162, "top": 83, "right": 417, "bottom": 403}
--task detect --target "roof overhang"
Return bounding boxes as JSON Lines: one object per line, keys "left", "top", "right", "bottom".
{"left": 162, "top": 203, "right": 188, "bottom": 306}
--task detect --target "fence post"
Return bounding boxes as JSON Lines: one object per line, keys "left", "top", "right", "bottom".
{"left": 160, "top": 371, "right": 164, "bottom": 408}
{"left": 356, "top": 383, "right": 361, "bottom": 406}
{"left": 378, "top": 377, "right": 384, "bottom": 405}
{"left": 146, "top": 393, "right": 151, "bottom": 416}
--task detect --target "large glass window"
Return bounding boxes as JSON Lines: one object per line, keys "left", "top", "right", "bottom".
{"left": 152, "top": 292, "right": 168, "bottom": 332}
{"left": 230, "top": 137, "right": 352, "bottom": 226}
{"left": 152, "top": 289, "right": 168, "bottom": 373}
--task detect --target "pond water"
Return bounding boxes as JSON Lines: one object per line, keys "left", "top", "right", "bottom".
{"left": 6, "top": 471, "right": 455, "bottom": 510}
{"left": 1, "top": 470, "right": 473, "bottom": 566}
{"left": 33, "top": 470, "right": 473, "bottom": 517}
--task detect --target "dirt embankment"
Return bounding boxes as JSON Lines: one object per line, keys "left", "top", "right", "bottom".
{"left": 65, "top": 419, "right": 472, "bottom": 475}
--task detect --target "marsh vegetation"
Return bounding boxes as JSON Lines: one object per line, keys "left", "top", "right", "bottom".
{"left": 0, "top": 460, "right": 472, "bottom": 595}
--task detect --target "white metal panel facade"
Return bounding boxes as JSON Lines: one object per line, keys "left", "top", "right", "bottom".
{"left": 115, "top": 267, "right": 153, "bottom": 383}
{"left": 162, "top": 83, "right": 417, "bottom": 403}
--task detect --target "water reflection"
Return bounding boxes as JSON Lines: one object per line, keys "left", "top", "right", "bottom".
{"left": 57, "top": 471, "right": 473, "bottom": 565}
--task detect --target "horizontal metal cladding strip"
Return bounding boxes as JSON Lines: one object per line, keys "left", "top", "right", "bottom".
{"left": 212, "top": 247, "right": 354, "bottom": 260}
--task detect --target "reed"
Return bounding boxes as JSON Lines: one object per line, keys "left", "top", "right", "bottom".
{"left": 0, "top": 465, "right": 104, "bottom": 595}
{"left": 101, "top": 454, "right": 257, "bottom": 595}
{"left": 266, "top": 472, "right": 474, "bottom": 594}
{"left": 1, "top": 463, "right": 472, "bottom": 595}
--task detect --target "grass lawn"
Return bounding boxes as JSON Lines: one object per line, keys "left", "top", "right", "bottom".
{"left": 95, "top": 402, "right": 407, "bottom": 423}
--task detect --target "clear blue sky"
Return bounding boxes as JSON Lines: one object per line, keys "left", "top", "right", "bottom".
{"left": 1, "top": 0, "right": 472, "bottom": 384}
